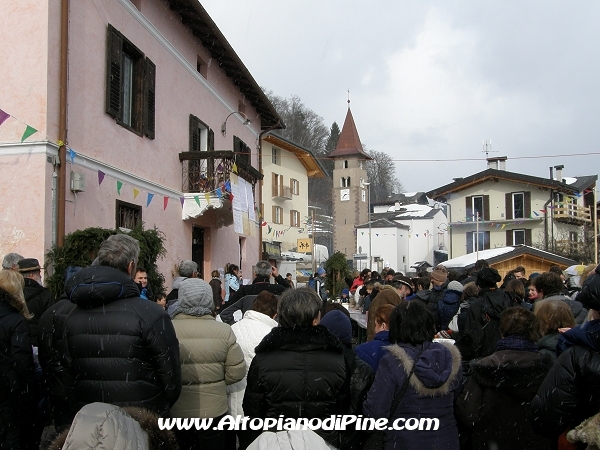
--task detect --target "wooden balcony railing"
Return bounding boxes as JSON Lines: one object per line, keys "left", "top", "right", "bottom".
{"left": 553, "top": 204, "right": 592, "bottom": 224}
{"left": 272, "top": 185, "right": 292, "bottom": 200}
{"left": 179, "top": 150, "right": 262, "bottom": 193}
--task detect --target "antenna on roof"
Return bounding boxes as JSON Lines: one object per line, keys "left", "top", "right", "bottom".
{"left": 482, "top": 139, "right": 496, "bottom": 158}
{"left": 347, "top": 89, "right": 350, "bottom": 106}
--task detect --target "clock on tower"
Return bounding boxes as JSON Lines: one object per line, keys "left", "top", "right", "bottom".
{"left": 340, "top": 189, "right": 350, "bottom": 201}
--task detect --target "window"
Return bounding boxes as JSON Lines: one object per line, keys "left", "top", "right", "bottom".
{"left": 272, "top": 147, "right": 279, "bottom": 165}
{"left": 466, "top": 195, "right": 489, "bottom": 221}
{"left": 106, "top": 24, "right": 155, "bottom": 138}
{"left": 340, "top": 177, "right": 351, "bottom": 187}
{"left": 569, "top": 231, "right": 578, "bottom": 242}
{"left": 189, "top": 115, "right": 214, "bottom": 153}
{"left": 505, "top": 191, "right": 530, "bottom": 220}
{"left": 196, "top": 55, "right": 207, "bottom": 79}
{"left": 272, "top": 206, "right": 283, "bottom": 224}
{"left": 466, "top": 231, "right": 490, "bottom": 253}
{"left": 116, "top": 200, "right": 141, "bottom": 230}
{"left": 233, "top": 136, "right": 251, "bottom": 165}
{"left": 188, "top": 115, "right": 215, "bottom": 191}
{"left": 272, "top": 173, "right": 283, "bottom": 197}
{"left": 290, "top": 178, "right": 299, "bottom": 195}
{"left": 290, "top": 210, "right": 300, "bottom": 227}
{"left": 506, "top": 229, "right": 532, "bottom": 246}
{"left": 361, "top": 189, "right": 366, "bottom": 202}
{"left": 343, "top": 160, "right": 349, "bottom": 169}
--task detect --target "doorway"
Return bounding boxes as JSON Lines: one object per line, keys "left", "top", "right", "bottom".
{"left": 192, "top": 227, "right": 204, "bottom": 279}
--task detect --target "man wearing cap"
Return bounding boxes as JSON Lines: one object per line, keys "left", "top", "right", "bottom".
{"left": 391, "top": 274, "right": 414, "bottom": 300}
{"left": 18, "top": 258, "right": 55, "bottom": 346}
{"left": 412, "top": 264, "right": 450, "bottom": 331}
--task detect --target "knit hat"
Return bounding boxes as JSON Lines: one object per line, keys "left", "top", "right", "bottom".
{"left": 172, "top": 278, "right": 214, "bottom": 317}
{"left": 476, "top": 267, "right": 501, "bottom": 288}
{"left": 341, "top": 288, "right": 349, "bottom": 296}
{"left": 320, "top": 310, "right": 352, "bottom": 345}
{"left": 447, "top": 280, "right": 464, "bottom": 293}
{"left": 317, "top": 268, "right": 326, "bottom": 276}
{"left": 431, "top": 265, "right": 448, "bottom": 283}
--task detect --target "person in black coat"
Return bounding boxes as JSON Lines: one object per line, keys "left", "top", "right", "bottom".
{"left": 242, "top": 288, "right": 350, "bottom": 449}
{"left": 61, "top": 234, "right": 181, "bottom": 417}
{"left": 531, "top": 267, "right": 600, "bottom": 440}
{"left": 18, "top": 257, "right": 55, "bottom": 347}
{"left": 0, "top": 270, "right": 39, "bottom": 450}
{"left": 456, "top": 307, "right": 553, "bottom": 450}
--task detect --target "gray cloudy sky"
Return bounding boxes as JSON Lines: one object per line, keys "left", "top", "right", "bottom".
{"left": 201, "top": 0, "right": 600, "bottom": 193}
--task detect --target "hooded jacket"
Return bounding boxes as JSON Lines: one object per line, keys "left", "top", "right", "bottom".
{"left": 23, "top": 277, "right": 54, "bottom": 346}
{"left": 531, "top": 319, "right": 600, "bottom": 437}
{"left": 577, "top": 267, "right": 600, "bottom": 310}
{"left": 243, "top": 325, "right": 350, "bottom": 447}
{"left": 362, "top": 341, "right": 462, "bottom": 450}
{"left": 456, "top": 347, "right": 554, "bottom": 450}
{"left": 63, "top": 265, "right": 181, "bottom": 417}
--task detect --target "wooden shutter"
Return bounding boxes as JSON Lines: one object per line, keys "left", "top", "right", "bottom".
{"left": 466, "top": 233, "right": 473, "bottom": 253}
{"left": 272, "top": 205, "right": 276, "bottom": 223}
{"left": 484, "top": 231, "right": 491, "bottom": 250}
{"left": 143, "top": 57, "right": 156, "bottom": 139}
{"left": 289, "top": 210, "right": 293, "bottom": 227}
{"left": 106, "top": 25, "right": 123, "bottom": 118}
{"left": 208, "top": 129, "right": 214, "bottom": 152}
{"left": 525, "top": 229, "right": 532, "bottom": 246}
{"left": 272, "top": 173, "right": 278, "bottom": 197}
{"left": 524, "top": 191, "right": 531, "bottom": 217}
{"left": 483, "top": 195, "right": 490, "bottom": 221}
{"left": 506, "top": 230, "right": 513, "bottom": 246}
{"left": 505, "top": 193, "right": 513, "bottom": 220}
{"left": 465, "top": 196, "right": 472, "bottom": 221}
{"left": 189, "top": 115, "right": 200, "bottom": 152}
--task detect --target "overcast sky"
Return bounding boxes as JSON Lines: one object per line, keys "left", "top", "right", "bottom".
{"left": 201, "top": 1, "right": 600, "bottom": 193}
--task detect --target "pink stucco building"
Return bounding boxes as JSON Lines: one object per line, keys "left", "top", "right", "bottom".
{"left": 0, "top": 0, "right": 281, "bottom": 285}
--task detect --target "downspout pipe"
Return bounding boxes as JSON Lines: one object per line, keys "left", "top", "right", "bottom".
{"left": 258, "top": 120, "right": 281, "bottom": 257}
{"left": 544, "top": 190, "right": 553, "bottom": 252}
{"left": 57, "top": 0, "right": 69, "bottom": 247}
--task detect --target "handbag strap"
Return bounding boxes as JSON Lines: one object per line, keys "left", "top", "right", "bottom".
{"left": 388, "top": 346, "right": 424, "bottom": 419}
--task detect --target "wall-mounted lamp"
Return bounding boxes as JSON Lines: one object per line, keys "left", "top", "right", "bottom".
{"left": 221, "top": 111, "right": 251, "bottom": 136}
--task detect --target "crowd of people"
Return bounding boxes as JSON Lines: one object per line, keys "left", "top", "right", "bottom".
{"left": 1, "top": 239, "right": 600, "bottom": 450}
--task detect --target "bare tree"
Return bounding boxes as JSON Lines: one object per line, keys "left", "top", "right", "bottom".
{"left": 364, "top": 149, "right": 403, "bottom": 203}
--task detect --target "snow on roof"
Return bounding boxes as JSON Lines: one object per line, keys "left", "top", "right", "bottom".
{"left": 402, "top": 192, "right": 418, "bottom": 197}
{"left": 396, "top": 204, "right": 434, "bottom": 218}
{"left": 563, "top": 177, "right": 577, "bottom": 185}
{"left": 442, "top": 247, "right": 516, "bottom": 268}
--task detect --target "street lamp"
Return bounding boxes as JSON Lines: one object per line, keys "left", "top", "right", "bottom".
{"left": 221, "top": 111, "right": 251, "bottom": 136}
{"left": 362, "top": 181, "right": 372, "bottom": 270}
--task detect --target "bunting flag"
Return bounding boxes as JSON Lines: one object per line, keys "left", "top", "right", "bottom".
{"left": 117, "top": 180, "right": 123, "bottom": 195}
{"left": 163, "top": 196, "right": 169, "bottom": 210}
{"left": 229, "top": 193, "right": 234, "bottom": 201}
{"left": 180, "top": 197, "right": 185, "bottom": 208}
{"left": 20, "top": 125, "right": 37, "bottom": 142}
{"left": 268, "top": 225, "right": 272, "bottom": 233}
{"left": 216, "top": 188, "right": 222, "bottom": 199}
{"left": 204, "top": 192, "right": 210, "bottom": 203}
{"left": 501, "top": 224, "right": 506, "bottom": 229}
{"left": 232, "top": 163, "right": 238, "bottom": 174}
{"left": 261, "top": 221, "right": 267, "bottom": 227}
{"left": 133, "top": 188, "right": 140, "bottom": 200}
{"left": 225, "top": 180, "right": 231, "bottom": 192}
{"left": 194, "top": 196, "right": 201, "bottom": 207}
{"left": 540, "top": 209, "right": 547, "bottom": 213}
{"left": 0, "top": 109, "right": 9, "bottom": 126}
{"left": 67, "top": 148, "right": 76, "bottom": 163}
{"left": 146, "top": 193, "right": 154, "bottom": 207}
{"left": 98, "top": 170, "right": 105, "bottom": 185}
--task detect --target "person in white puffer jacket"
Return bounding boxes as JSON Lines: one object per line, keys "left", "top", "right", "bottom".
{"left": 228, "top": 290, "right": 279, "bottom": 417}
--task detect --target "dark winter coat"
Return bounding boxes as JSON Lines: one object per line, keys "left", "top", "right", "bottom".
{"left": 532, "top": 319, "right": 600, "bottom": 437}
{"left": 456, "top": 348, "right": 554, "bottom": 450}
{"left": 438, "top": 286, "right": 462, "bottom": 330}
{"left": 543, "top": 294, "right": 588, "bottom": 325}
{"left": 455, "top": 288, "right": 513, "bottom": 361}
{"left": 362, "top": 341, "right": 463, "bottom": 450}
{"left": 413, "top": 283, "right": 447, "bottom": 330}
{"left": 354, "top": 330, "right": 390, "bottom": 372}
{"left": 243, "top": 325, "right": 350, "bottom": 448}
{"left": 219, "top": 295, "right": 257, "bottom": 325}
{"left": 23, "top": 277, "right": 54, "bottom": 346}
{"left": 0, "top": 289, "right": 39, "bottom": 449}
{"left": 209, "top": 277, "right": 223, "bottom": 310}
{"left": 63, "top": 265, "right": 182, "bottom": 417}
{"left": 577, "top": 266, "right": 600, "bottom": 310}
{"left": 536, "top": 331, "right": 561, "bottom": 360}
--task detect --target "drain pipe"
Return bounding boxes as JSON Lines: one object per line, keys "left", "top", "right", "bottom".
{"left": 57, "top": 0, "right": 70, "bottom": 247}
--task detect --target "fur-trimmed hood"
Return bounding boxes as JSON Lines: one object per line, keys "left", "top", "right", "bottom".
{"left": 386, "top": 341, "right": 462, "bottom": 396}
{"left": 255, "top": 325, "right": 344, "bottom": 354}
{"left": 470, "top": 350, "right": 554, "bottom": 401}
{"left": 47, "top": 402, "right": 178, "bottom": 450}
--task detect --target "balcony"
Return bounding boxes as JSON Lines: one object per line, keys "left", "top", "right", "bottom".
{"left": 272, "top": 185, "right": 292, "bottom": 200}
{"left": 179, "top": 150, "right": 262, "bottom": 193}
{"left": 553, "top": 204, "right": 592, "bottom": 225}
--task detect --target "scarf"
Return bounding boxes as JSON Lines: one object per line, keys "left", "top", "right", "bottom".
{"left": 495, "top": 334, "right": 539, "bottom": 353}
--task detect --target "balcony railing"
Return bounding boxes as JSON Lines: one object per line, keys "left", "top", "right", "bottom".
{"left": 553, "top": 204, "right": 592, "bottom": 224}
{"left": 272, "top": 185, "right": 292, "bottom": 200}
{"left": 179, "top": 150, "right": 262, "bottom": 193}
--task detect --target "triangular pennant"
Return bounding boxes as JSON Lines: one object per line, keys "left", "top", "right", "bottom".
{"left": 163, "top": 196, "right": 169, "bottom": 210}
{"left": 20, "top": 125, "right": 37, "bottom": 142}
{"left": 216, "top": 188, "right": 222, "bottom": 199}
{"left": 225, "top": 181, "right": 231, "bottom": 192}
{"left": 133, "top": 188, "right": 140, "bottom": 200}
{"left": 194, "top": 196, "right": 201, "bottom": 207}
{"left": 180, "top": 197, "right": 185, "bottom": 208}
{"left": 229, "top": 193, "right": 234, "bottom": 201}
{"left": 98, "top": 170, "right": 105, "bottom": 185}
{"left": 67, "top": 148, "right": 76, "bottom": 163}
{"left": 268, "top": 226, "right": 272, "bottom": 233}
{"left": 232, "top": 163, "right": 238, "bottom": 174}
{"left": 0, "top": 109, "right": 10, "bottom": 126}
{"left": 261, "top": 221, "right": 267, "bottom": 227}
{"left": 501, "top": 224, "right": 506, "bottom": 229}
{"left": 146, "top": 193, "right": 154, "bottom": 207}
{"left": 204, "top": 192, "right": 210, "bottom": 203}
{"left": 117, "top": 180, "right": 123, "bottom": 195}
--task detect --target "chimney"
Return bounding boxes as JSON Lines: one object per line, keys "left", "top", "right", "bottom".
{"left": 487, "top": 158, "right": 498, "bottom": 170}
{"left": 554, "top": 165, "right": 564, "bottom": 182}
{"left": 549, "top": 167, "right": 554, "bottom": 180}
{"left": 487, "top": 156, "right": 507, "bottom": 170}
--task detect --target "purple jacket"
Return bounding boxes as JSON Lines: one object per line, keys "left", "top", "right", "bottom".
{"left": 363, "top": 341, "right": 462, "bottom": 450}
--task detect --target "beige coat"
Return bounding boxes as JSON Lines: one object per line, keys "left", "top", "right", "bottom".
{"left": 170, "top": 314, "right": 246, "bottom": 419}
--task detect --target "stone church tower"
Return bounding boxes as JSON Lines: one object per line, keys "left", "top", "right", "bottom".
{"left": 330, "top": 106, "right": 371, "bottom": 260}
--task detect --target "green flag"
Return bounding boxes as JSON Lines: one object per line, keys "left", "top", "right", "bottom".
{"left": 21, "top": 125, "right": 37, "bottom": 142}
{"left": 117, "top": 180, "right": 123, "bottom": 195}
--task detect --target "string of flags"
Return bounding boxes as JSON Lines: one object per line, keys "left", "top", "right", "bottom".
{"left": 0, "top": 107, "right": 38, "bottom": 142}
